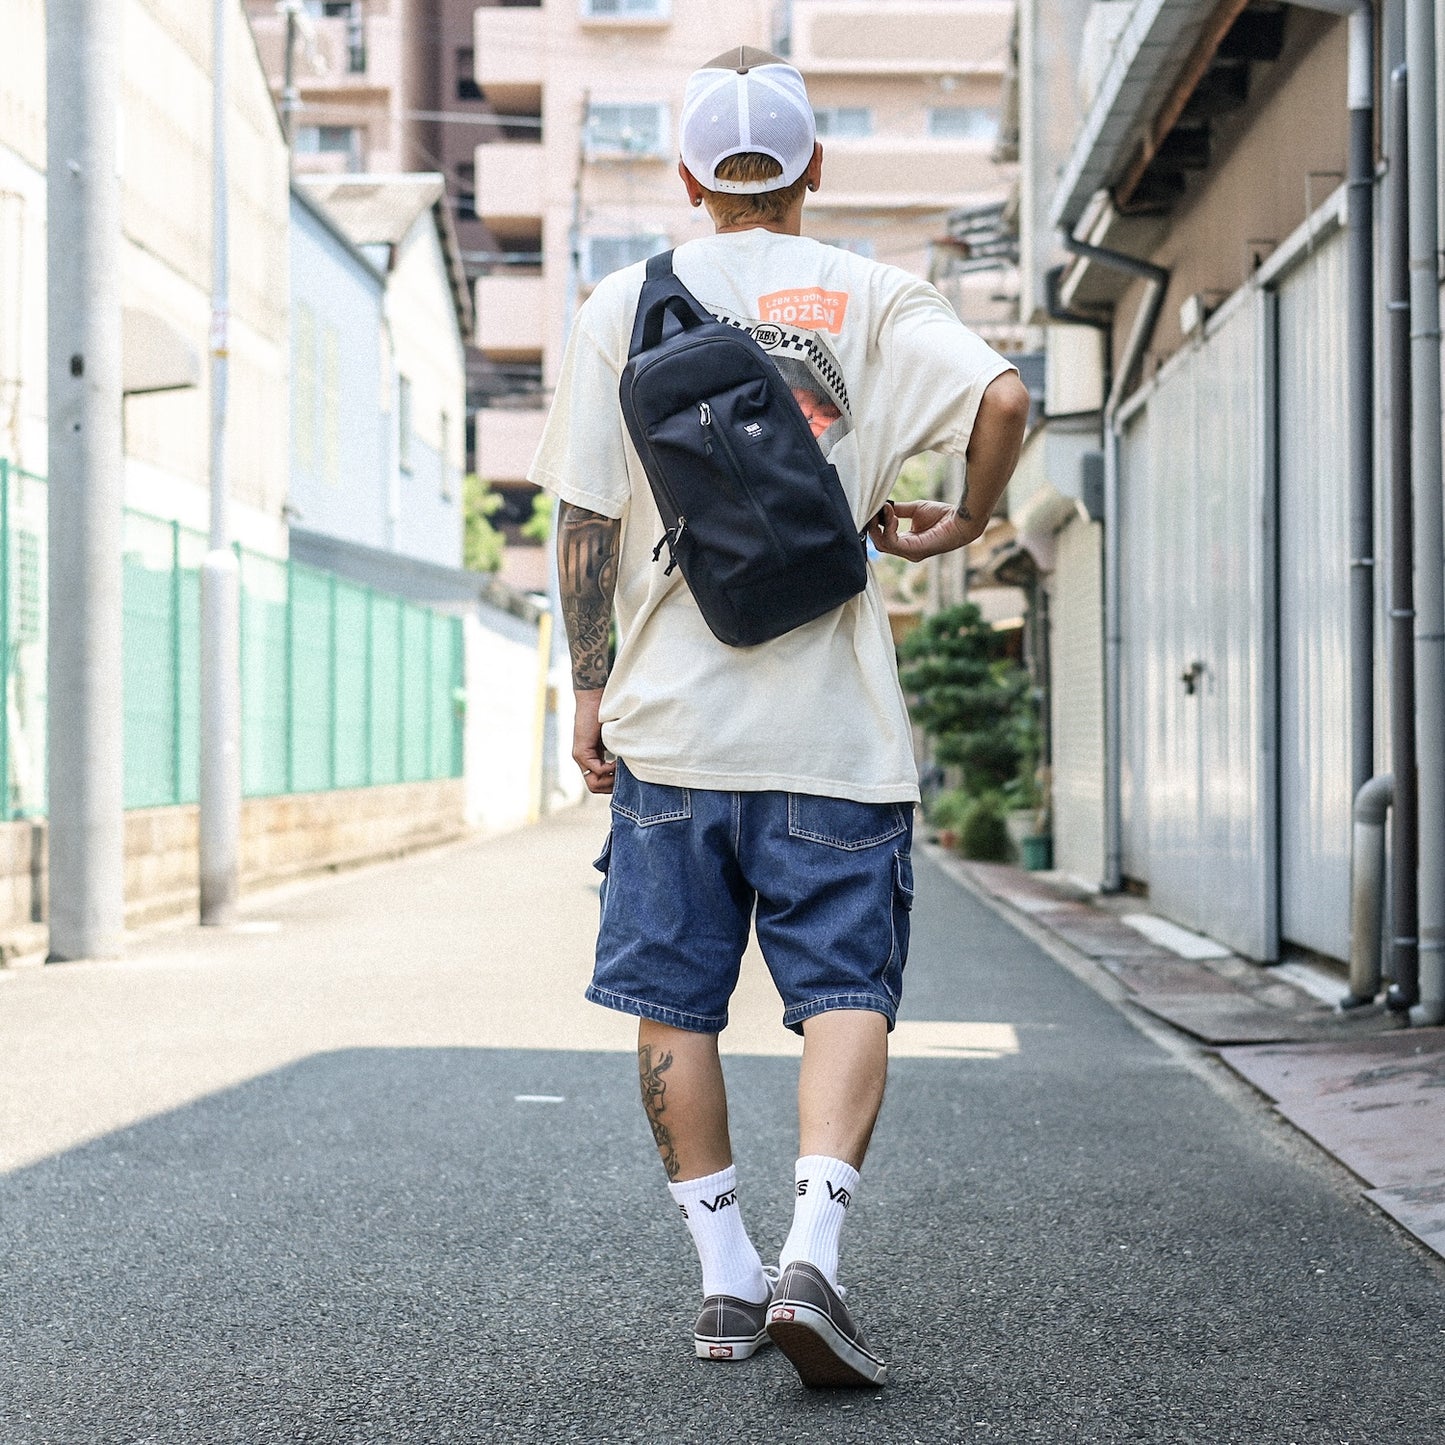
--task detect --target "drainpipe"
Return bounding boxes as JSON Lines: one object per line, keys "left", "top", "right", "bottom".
{"left": 1404, "top": 0, "right": 1444, "bottom": 1025}
{"left": 1383, "top": 65, "right": 1420, "bottom": 1013}
{"left": 1349, "top": 774, "right": 1393, "bottom": 1001}
{"left": 1060, "top": 236, "right": 1170, "bottom": 892}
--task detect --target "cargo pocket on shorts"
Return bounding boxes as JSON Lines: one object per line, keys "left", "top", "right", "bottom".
{"left": 885, "top": 850, "right": 915, "bottom": 1004}
{"left": 593, "top": 830, "right": 613, "bottom": 919}
{"left": 786, "top": 795, "right": 907, "bottom": 850}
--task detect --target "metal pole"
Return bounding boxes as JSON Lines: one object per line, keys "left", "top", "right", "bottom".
{"left": 1385, "top": 65, "right": 1419, "bottom": 1012}
{"left": 1405, "top": 0, "right": 1445, "bottom": 1024}
{"left": 46, "top": 0, "right": 126, "bottom": 960}
{"left": 279, "top": 0, "right": 301, "bottom": 149}
{"left": 200, "top": 0, "right": 241, "bottom": 925}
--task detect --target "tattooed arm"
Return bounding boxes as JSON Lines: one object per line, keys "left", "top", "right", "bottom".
{"left": 557, "top": 501, "right": 622, "bottom": 795}
{"left": 870, "top": 369, "right": 1031, "bottom": 560}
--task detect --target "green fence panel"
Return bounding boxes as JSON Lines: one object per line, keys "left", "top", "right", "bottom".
{"left": 400, "top": 603, "right": 430, "bottom": 782}
{"left": 240, "top": 549, "right": 291, "bottom": 797}
{"left": 122, "top": 514, "right": 182, "bottom": 809}
{"left": 289, "top": 564, "right": 335, "bottom": 793}
{"left": 368, "top": 592, "right": 402, "bottom": 785}
{"left": 3, "top": 467, "right": 471, "bottom": 813}
{"left": 333, "top": 579, "right": 370, "bottom": 788}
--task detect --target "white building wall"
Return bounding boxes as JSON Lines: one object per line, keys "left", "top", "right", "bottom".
{"left": 0, "top": 0, "right": 290, "bottom": 557}
{"left": 1048, "top": 514, "right": 1104, "bottom": 885}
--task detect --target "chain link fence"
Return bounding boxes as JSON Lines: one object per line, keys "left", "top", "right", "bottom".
{"left": 0, "top": 460, "right": 465, "bottom": 819}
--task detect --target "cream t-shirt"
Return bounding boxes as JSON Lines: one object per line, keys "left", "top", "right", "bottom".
{"left": 529, "top": 228, "right": 1014, "bottom": 803}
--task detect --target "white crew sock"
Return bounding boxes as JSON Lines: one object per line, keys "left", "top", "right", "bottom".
{"left": 778, "top": 1155, "right": 860, "bottom": 1285}
{"left": 668, "top": 1165, "right": 770, "bottom": 1304}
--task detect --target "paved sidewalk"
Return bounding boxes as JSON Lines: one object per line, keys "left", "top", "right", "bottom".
{"left": 3, "top": 806, "right": 1444, "bottom": 1443}
{"left": 954, "top": 855, "right": 1445, "bottom": 1262}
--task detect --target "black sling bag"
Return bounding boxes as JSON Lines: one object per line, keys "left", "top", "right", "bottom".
{"left": 618, "top": 251, "right": 868, "bottom": 648}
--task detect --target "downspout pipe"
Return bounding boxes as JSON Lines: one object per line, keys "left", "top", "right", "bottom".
{"left": 1384, "top": 64, "right": 1420, "bottom": 1013}
{"left": 1349, "top": 774, "right": 1393, "bottom": 1003}
{"left": 1060, "top": 236, "right": 1170, "bottom": 892}
{"left": 1404, "top": 0, "right": 1445, "bottom": 1025}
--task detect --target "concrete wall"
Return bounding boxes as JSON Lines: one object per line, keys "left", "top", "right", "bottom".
{"left": 1, "top": 0, "right": 291, "bottom": 557}
{"left": 288, "top": 190, "right": 390, "bottom": 549}
{"left": 0, "top": 779, "right": 468, "bottom": 958}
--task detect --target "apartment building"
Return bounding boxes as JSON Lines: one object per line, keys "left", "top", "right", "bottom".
{"left": 245, "top": 0, "right": 438, "bottom": 173}
{"left": 470, "top": 0, "right": 1018, "bottom": 588}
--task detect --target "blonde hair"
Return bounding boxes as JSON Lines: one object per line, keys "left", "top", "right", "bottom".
{"left": 697, "top": 152, "right": 810, "bottom": 227}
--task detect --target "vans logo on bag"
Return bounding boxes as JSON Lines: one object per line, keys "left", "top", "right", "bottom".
{"left": 826, "top": 1181, "right": 852, "bottom": 1208}
{"left": 740, "top": 420, "right": 768, "bottom": 444}
{"left": 701, "top": 1189, "right": 737, "bottom": 1212}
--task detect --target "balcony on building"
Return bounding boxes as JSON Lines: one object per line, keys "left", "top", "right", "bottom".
{"left": 252, "top": 5, "right": 373, "bottom": 89}
{"left": 786, "top": 0, "right": 1012, "bottom": 76}
{"left": 474, "top": 272, "right": 545, "bottom": 358}
{"left": 475, "top": 142, "right": 544, "bottom": 225}
{"left": 474, "top": 4, "right": 544, "bottom": 111}
{"left": 815, "top": 139, "right": 1006, "bottom": 210}
{"left": 475, "top": 404, "right": 547, "bottom": 489}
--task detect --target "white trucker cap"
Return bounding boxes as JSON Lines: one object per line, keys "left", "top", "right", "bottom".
{"left": 680, "top": 46, "right": 816, "bottom": 194}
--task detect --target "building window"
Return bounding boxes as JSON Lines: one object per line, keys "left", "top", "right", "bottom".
{"left": 294, "top": 124, "right": 362, "bottom": 171}
{"left": 927, "top": 107, "right": 999, "bottom": 142}
{"left": 583, "top": 233, "right": 669, "bottom": 283}
{"left": 456, "top": 191, "right": 478, "bottom": 221}
{"left": 456, "top": 46, "right": 482, "bottom": 102}
{"left": 813, "top": 106, "right": 872, "bottom": 139}
{"left": 585, "top": 102, "right": 668, "bottom": 159}
{"left": 581, "top": 0, "right": 670, "bottom": 18}
{"left": 397, "top": 374, "right": 413, "bottom": 475}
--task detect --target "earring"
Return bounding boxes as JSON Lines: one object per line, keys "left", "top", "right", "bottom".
{"left": 807, "top": 182, "right": 816, "bottom": 191}
{"left": 692, "top": 197, "right": 701, "bottom": 207}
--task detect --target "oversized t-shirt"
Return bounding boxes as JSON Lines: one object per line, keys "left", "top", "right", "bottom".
{"left": 529, "top": 228, "right": 1015, "bottom": 804}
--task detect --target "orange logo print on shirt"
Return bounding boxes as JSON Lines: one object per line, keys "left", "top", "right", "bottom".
{"left": 757, "top": 287, "right": 850, "bottom": 335}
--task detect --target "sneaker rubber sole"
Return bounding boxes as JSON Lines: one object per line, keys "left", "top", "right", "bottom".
{"left": 693, "top": 1329, "right": 771, "bottom": 1361}
{"left": 767, "top": 1301, "right": 887, "bottom": 1387}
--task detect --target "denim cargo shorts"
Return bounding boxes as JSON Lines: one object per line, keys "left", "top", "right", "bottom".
{"left": 587, "top": 759, "right": 915, "bottom": 1035}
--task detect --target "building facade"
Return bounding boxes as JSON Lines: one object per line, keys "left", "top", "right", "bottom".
{"left": 468, "top": 0, "right": 1019, "bottom": 588}
{"left": 296, "top": 174, "right": 472, "bottom": 568}
{"left": 244, "top": 0, "right": 439, "bottom": 174}
{"left": 1011, "top": 1, "right": 1407, "bottom": 979}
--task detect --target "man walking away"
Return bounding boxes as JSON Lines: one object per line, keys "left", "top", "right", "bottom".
{"left": 530, "top": 45, "right": 1028, "bottom": 1389}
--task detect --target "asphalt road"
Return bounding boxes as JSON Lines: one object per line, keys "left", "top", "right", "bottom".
{"left": 2, "top": 811, "right": 1443, "bottom": 1444}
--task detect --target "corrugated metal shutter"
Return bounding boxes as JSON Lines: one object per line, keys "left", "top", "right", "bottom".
{"left": 1117, "top": 295, "right": 1273, "bottom": 958}
{"left": 1277, "top": 229, "right": 1351, "bottom": 960}
{"left": 1049, "top": 515, "right": 1105, "bottom": 883}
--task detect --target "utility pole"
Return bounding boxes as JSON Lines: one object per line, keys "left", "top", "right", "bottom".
{"left": 278, "top": 0, "right": 302, "bottom": 149}
{"left": 200, "top": 0, "right": 241, "bottom": 925}
{"left": 46, "top": 0, "right": 126, "bottom": 960}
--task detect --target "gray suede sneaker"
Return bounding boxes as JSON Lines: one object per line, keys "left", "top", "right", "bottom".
{"left": 693, "top": 1292, "right": 773, "bottom": 1360}
{"left": 766, "top": 1260, "right": 887, "bottom": 1387}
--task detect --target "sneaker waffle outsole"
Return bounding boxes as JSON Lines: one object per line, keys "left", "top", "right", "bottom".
{"left": 767, "top": 1312, "right": 885, "bottom": 1388}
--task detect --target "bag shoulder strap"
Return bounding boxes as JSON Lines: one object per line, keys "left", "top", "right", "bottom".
{"left": 628, "top": 249, "right": 714, "bottom": 358}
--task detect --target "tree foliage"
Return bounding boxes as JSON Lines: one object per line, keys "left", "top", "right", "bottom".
{"left": 898, "top": 602, "right": 1028, "bottom": 797}
{"left": 464, "top": 473, "right": 506, "bottom": 574}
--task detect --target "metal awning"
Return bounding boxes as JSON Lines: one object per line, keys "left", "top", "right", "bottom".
{"left": 1047, "top": 0, "right": 1217, "bottom": 232}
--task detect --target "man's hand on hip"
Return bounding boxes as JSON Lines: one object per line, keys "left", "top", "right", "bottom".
{"left": 869, "top": 499, "right": 983, "bottom": 561}
{"left": 572, "top": 688, "right": 615, "bottom": 794}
